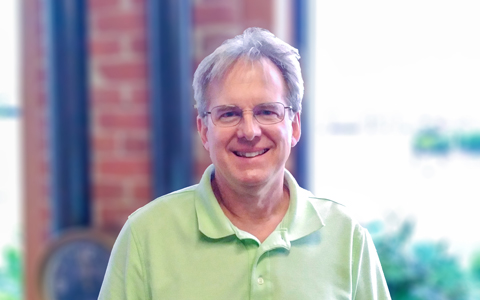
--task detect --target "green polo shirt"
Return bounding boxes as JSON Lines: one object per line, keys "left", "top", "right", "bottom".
{"left": 99, "top": 165, "right": 391, "bottom": 299}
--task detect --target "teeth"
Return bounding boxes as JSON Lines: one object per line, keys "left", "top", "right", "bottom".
{"left": 235, "top": 149, "right": 267, "bottom": 158}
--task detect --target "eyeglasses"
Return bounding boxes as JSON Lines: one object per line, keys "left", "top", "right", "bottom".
{"left": 204, "top": 102, "right": 293, "bottom": 127}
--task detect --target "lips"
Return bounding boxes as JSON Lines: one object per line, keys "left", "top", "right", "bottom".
{"left": 233, "top": 148, "right": 268, "bottom": 158}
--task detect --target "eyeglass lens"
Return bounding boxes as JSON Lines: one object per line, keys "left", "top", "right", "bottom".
{"left": 211, "top": 102, "right": 287, "bottom": 126}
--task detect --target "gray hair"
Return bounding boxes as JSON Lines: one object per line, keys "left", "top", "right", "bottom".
{"left": 193, "top": 27, "right": 304, "bottom": 117}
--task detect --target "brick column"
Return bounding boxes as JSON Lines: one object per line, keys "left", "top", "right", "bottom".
{"left": 89, "top": 0, "right": 152, "bottom": 232}
{"left": 23, "top": 0, "right": 50, "bottom": 299}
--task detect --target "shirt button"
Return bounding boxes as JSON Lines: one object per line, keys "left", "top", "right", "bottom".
{"left": 257, "top": 277, "right": 264, "bottom": 285}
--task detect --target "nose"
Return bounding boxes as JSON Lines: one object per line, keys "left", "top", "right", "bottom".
{"left": 237, "top": 111, "right": 261, "bottom": 141}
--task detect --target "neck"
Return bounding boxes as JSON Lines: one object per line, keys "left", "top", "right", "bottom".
{"left": 211, "top": 172, "right": 290, "bottom": 242}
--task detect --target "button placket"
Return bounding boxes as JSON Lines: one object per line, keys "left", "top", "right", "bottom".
{"left": 250, "top": 230, "right": 290, "bottom": 300}
{"left": 250, "top": 248, "right": 273, "bottom": 300}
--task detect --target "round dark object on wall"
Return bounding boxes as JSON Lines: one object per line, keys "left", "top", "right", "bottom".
{"left": 38, "top": 230, "right": 114, "bottom": 300}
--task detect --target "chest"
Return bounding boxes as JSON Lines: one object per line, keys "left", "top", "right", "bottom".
{"left": 142, "top": 232, "right": 354, "bottom": 300}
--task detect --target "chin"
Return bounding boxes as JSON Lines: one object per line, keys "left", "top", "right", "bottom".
{"left": 231, "top": 167, "right": 280, "bottom": 187}
{"left": 213, "top": 155, "right": 286, "bottom": 187}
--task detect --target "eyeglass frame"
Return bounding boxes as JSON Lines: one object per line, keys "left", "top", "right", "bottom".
{"left": 202, "top": 102, "right": 294, "bottom": 127}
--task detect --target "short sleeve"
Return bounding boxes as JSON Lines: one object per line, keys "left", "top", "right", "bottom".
{"left": 352, "top": 227, "right": 391, "bottom": 300}
{"left": 98, "top": 219, "right": 148, "bottom": 300}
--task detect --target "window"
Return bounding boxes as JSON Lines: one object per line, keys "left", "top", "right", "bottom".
{"left": 0, "top": 1, "right": 22, "bottom": 299}
{"left": 308, "top": 1, "right": 480, "bottom": 296}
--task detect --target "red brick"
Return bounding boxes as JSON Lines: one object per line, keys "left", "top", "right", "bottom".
{"left": 130, "top": 86, "right": 149, "bottom": 103}
{"left": 129, "top": 0, "right": 146, "bottom": 4}
{"left": 90, "top": 88, "right": 122, "bottom": 105}
{"left": 93, "top": 134, "right": 117, "bottom": 152}
{"left": 197, "top": 0, "right": 237, "bottom": 4}
{"left": 93, "top": 182, "right": 124, "bottom": 199}
{"left": 41, "top": 206, "right": 51, "bottom": 219}
{"left": 129, "top": 35, "right": 147, "bottom": 54}
{"left": 243, "top": 0, "right": 273, "bottom": 30}
{"left": 37, "top": 67, "right": 46, "bottom": 83}
{"left": 94, "top": 10, "right": 145, "bottom": 33}
{"left": 122, "top": 134, "right": 150, "bottom": 155}
{"left": 99, "top": 203, "right": 145, "bottom": 222}
{"left": 98, "top": 60, "right": 147, "bottom": 81}
{"left": 37, "top": 86, "right": 47, "bottom": 106}
{"left": 39, "top": 158, "right": 50, "bottom": 174}
{"left": 89, "top": 0, "right": 121, "bottom": 10}
{"left": 97, "top": 157, "right": 150, "bottom": 176}
{"left": 91, "top": 87, "right": 123, "bottom": 104}
{"left": 203, "top": 33, "right": 236, "bottom": 57}
{"left": 133, "top": 182, "right": 151, "bottom": 201}
{"left": 90, "top": 38, "right": 122, "bottom": 56}
{"left": 90, "top": 0, "right": 118, "bottom": 6}
{"left": 98, "top": 110, "right": 149, "bottom": 130}
{"left": 40, "top": 182, "right": 51, "bottom": 201}
{"left": 195, "top": 159, "right": 211, "bottom": 182}
{"left": 99, "top": 207, "right": 132, "bottom": 228}
{"left": 38, "top": 134, "right": 48, "bottom": 152}
{"left": 194, "top": 6, "right": 237, "bottom": 24}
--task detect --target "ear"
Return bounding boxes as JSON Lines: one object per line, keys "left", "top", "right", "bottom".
{"left": 291, "top": 112, "right": 301, "bottom": 147}
{"left": 197, "top": 115, "right": 210, "bottom": 151}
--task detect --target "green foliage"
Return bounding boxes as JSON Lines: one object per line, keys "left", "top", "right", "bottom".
{"left": 0, "top": 246, "right": 22, "bottom": 300}
{"left": 470, "top": 251, "right": 480, "bottom": 298}
{"left": 367, "top": 220, "right": 474, "bottom": 300}
{"left": 0, "top": 293, "right": 19, "bottom": 300}
{"left": 471, "top": 250, "right": 480, "bottom": 282}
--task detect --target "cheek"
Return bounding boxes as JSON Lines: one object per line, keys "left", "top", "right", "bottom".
{"left": 207, "top": 129, "right": 229, "bottom": 152}
{"left": 278, "top": 126, "right": 293, "bottom": 146}
{"left": 207, "top": 130, "right": 219, "bottom": 145}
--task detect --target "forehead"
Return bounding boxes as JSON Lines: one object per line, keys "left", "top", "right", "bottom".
{"left": 206, "top": 57, "right": 286, "bottom": 107}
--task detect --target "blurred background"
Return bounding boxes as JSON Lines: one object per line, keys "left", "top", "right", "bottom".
{"left": 1, "top": 0, "right": 479, "bottom": 299}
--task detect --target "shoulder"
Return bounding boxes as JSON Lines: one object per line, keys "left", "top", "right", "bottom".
{"left": 302, "top": 188, "right": 365, "bottom": 232}
{"left": 127, "top": 184, "right": 199, "bottom": 230}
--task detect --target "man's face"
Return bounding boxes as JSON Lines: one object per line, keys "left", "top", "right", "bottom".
{"left": 197, "top": 58, "right": 301, "bottom": 188}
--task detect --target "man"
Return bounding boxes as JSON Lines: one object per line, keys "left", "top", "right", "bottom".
{"left": 99, "top": 27, "right": 391, "bottom": 299}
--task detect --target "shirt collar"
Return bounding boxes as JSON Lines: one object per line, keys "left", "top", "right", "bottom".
{"left": 195, "top": 165, "right": 234, "bottom": 239}
{"left": 195, "top": 165, "right": 325, "bottom": 242}
{"left": 281, "top": 168, "right": 325, "bottom": 241}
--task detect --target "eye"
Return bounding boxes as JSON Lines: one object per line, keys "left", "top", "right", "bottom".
{"left": 213, "top": 106, "right": 242, "bottom": 122}
{"left": 219, "top": 110, "right": 241, "bottom": 119}
{"left": 220, "top": 110, "right": 238, "bottom": 118}
{"left": 257, "top": 109, "right": 278, "bottom": 116}
{"left": 255, "top": 103, "right": 283, "bottom": 117}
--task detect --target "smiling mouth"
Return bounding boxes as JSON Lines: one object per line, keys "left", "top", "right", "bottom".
{"left": 233, "top": 149, "right": 269, "bottom": 158}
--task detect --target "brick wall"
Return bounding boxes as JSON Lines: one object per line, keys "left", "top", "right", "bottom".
{"left": 22, "top": 0, "right": 49, "bottom": 299}
{"left": 24, "top": 0, "right": 278, "bottom": 299}
{"left": 89, "top": 0, "right": 152, "bottom": 233}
